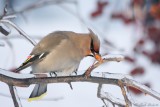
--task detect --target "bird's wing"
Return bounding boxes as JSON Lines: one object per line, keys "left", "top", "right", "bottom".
{"left": 15, "top": 52, "right": 49, "bottom": 72}
{"left": 31, "top": 31, "right": 69, "bottom": 55}
{"left": 15, "top": 32, "right": 69, "bottom": 72}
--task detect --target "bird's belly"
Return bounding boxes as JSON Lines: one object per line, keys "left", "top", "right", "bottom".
{"left": 31, "top": 52, "right": 80, "bottom": 76}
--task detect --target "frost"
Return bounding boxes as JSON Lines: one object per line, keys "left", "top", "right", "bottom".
{"left": 101, "top": 91, "right": 126, "bottom": 106}
{"left": 92, "top": 72, "right": 133, "bottom": 80}
{"left": 103, "top": 54, "right": 124, "bottom": 60}
{"left": 0, "top": 68, "right": 34, "bottom": 79}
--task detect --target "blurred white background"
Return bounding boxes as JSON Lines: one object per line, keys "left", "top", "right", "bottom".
{"left": 0, "top": 0, "right": 160, "bottom": 107}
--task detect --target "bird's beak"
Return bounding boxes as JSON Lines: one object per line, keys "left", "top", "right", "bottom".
{"left": 94, "top": 53, "right": 103, "bottom": 62}
{"left": 87, "top": 50, "right": 103, "bottom": 62}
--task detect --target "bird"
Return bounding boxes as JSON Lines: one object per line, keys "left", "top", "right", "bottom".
{"left": 15, "top": 29, "right": 102, "bottom": 101}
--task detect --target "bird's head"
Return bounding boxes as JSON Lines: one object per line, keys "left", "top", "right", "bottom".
{"left": 87, "top": 29, "right": 102, "bottom": 62}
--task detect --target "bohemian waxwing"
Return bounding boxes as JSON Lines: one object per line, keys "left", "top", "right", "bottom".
{"left": 15, "top": 29, "right": 102, "bottom": 101}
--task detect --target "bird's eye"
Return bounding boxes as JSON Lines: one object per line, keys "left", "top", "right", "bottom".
{"left": 90, "top": 38, "right": 94, "bottom": 52}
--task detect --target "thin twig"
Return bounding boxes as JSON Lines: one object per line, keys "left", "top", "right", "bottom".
{"left": 122, "top": 77, "right": 160, "bottom": 101}
{"left": 0, "top": 19, "right": 36, "bottom": 46}
{"left": 8, "top": 85, "right": 22, "bottom": 107}
{"left": 68, "top": 82, "right": 73, "bottom": 90}
{"left": 97, "top": 84, "right": 126, "bottom": 107}
{"left": 85, "top": 55, "right": 124, "bottom": 77}
{"left": 0, "top": 34, "right": 42, "bottom": 40}
{"left": 118, "top": 80, "right": 132, "bottom": 107}
{"left": 97, "top": 84, "right": 108, "bottom": 106}
{"left": 2, "top": 15, "right": 17, "bottom": 20}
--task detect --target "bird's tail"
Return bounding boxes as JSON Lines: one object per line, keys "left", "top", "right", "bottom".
{"left": 28, "top": 84, "right": 47, "bottom": 102}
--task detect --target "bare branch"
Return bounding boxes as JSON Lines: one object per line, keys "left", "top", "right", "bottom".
{"left": 97, "top": 84, "right": 108, "bottom": 106}
{"left": 2, "top": 15, "right": 17, "bottom": 20}
{"left": 0, "top": 19, "right": 37, "bottom": 46}
{"left": 0, "top": 34, "right": 42, "bottom": 40}
{"left": 122, "top": 77, "right": 160, "bottom": 101}
{"left": 85, "top": 55, "right": 124, "bottom": 77}
{"left": 0, "top": 68, "right": 160, "bottom": 102}
{"left": 0, "top": 55, "right": 159, "bottom": 107}
{"left": 118, "top": 80, "right": 132, "bottom": 107}
{"left": 68, "top": 82, "right": 73, "bottom": 90}
{"left": 97, "top": 84, "right": 126, "bottom": 107}
{"left": 8, "top": 85, "right": 22, "bottom": 107}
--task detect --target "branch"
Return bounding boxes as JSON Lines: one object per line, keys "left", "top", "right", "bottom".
{"left": 97, "top": 84, "right": 126, "bottom": 107}
{"left": 122, "top": 77, "right": 160, "bottom": 101}
{"left": 0, "top": 55, "right": 160, "bottom": 107}
{"left": 0, "top": 34, "right": 42, "bottom": 40}
{"left": 0, "top": 68, "right": 160, "bottom": 104}
{"left": 85, "top": 55, "right": 124, "bottom": 77}
{"left": 0, "top": 6, "right": 36, "bottom": 46}
{"left": 118, "top": 80, "right": 132, "bottom": 107}
{"left": 8, "top": 85, "right": 22, "bottom": 107}
{"left": 0, "top": 19, "right": 36, "bottom": 46}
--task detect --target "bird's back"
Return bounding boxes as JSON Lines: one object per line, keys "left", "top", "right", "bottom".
{"left": 31, "top": 31, "right": 71, "bottom": 55}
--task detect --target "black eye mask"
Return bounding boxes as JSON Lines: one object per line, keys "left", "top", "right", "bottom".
{"left": 90, "top": 38, "right": 99, "bottom": 54}
{"left": 90, "top": 38, "right": 94, "bottom": 53}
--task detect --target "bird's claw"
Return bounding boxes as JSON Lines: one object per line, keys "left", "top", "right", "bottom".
{"left": 50, "top": 72, "right": 57, "bottom": 77}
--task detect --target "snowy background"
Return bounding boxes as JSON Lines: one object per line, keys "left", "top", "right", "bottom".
{"left": 0, "top": 0, "right": 160, "bottom": 107}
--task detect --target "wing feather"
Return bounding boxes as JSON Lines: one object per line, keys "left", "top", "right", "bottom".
{"left": 15, "top": 52, "right": 48, "bottom": 72}
{"left": 15, "top": 31, "right": 72, "bottom": 72}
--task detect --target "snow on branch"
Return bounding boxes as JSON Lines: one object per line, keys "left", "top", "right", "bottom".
{"left": 97, "top": 84, "right": 126, "bottom": 107}
{"left": 0, "top": 55, "right": 160, "bottom": 107}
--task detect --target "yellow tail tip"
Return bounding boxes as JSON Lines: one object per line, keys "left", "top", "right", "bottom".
{"left": 28, "top": 92, "right": 47, "bottom": 102}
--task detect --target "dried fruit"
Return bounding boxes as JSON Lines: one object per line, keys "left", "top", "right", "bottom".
{"left": 125, "top": 56, "right": 136, "bottom": 63}
{"left": 130, "top": 67, "right": 145, "bottom": 76}
{"left": 91, "top": 1, "right": 108, "bottom": 18}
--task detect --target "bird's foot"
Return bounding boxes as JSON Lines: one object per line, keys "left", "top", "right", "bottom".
{"left": 50, "top": 72, "right": 57, "bottom": 77}
{"left": 74, "top": 71, "right": 77, "bottom": 75}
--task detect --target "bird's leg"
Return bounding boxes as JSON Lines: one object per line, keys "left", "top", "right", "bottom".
{"left": 74, "top": 71, "right": 77, "bottom": 75}
{"left": 49, "top": 71, "right": 57, "bottom": 77}
{"left": 73, "top": 69, "right": 78, "bottom": 75}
